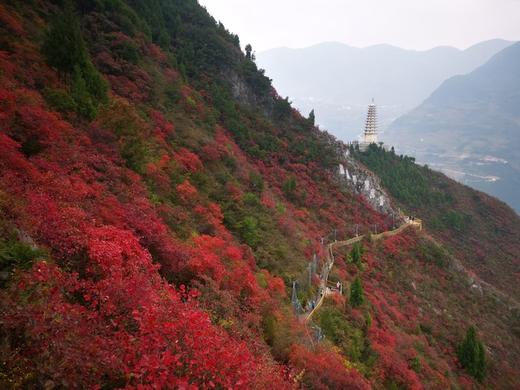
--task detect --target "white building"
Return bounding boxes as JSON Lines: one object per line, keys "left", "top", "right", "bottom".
{"left": 360, "top": 99, "right": 378, "bottom": 150}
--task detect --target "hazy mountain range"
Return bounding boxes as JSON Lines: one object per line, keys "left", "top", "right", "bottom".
{"left": 386, "top": 42, "right": 520, "bottom": 213}
{"left": 257, "top": 39, "right": 513, "bottom": 141}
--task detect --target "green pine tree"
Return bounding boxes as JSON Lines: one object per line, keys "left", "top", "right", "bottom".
{"left": 245, "top": 44, "right": 253, "bottom": 60}
{"left": 308, "top": 109, "right": 315, "bottom": 126}
{"left": 282, "top": 177, "right": 297, "bottom": 200}
{"left": 42, "top": 2, "right": 89, "bottom": 75}
{"left": 350, "top": 277, "right": 364, "bottom": 307}
{"left": 350, "top": 242, "right": 364, "bottom": 268}
{"left": 42, "top": 2, "right": 107, "bottom": 119}
{"left": 238, "top": 216, "right": 259, "bottom": 249}
{"left": 457, "top": 326, "right": 486, "bottom": 382}
{"left": 71, "top": 66, "right": 96, "bottom": 120}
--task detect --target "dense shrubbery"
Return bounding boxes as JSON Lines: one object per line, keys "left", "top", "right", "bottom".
{"left": 42, "top": 3, "right": 107, "bottom": 119}
{"left": 317, "top": 304, "right": 372, "bottom": 365}
{"left": 0, "top": 0, "right": 517, "bottom": 388}
{"left": 0, "top": 1, "right": 387, "bottom": 386}
{"left": 353, "top": 144, "right": 452, "bottom": 208}
{"left": 430, "top": 210, "right": 471, "bottom": 231}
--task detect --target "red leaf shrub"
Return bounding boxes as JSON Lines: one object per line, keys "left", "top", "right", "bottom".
{"left": 176, "top": 180, "right": 198, "bottom": 202}
{"left": 174, "top": 147, "right": 203, "bottom": 172}
{"left": 289, "top": 345, "right": 370, "bottom": 390}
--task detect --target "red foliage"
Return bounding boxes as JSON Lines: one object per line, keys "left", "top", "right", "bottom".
{"left": 188, "top": 235, "right": 227, "bottom": 283}
{"left": 260, "top": 270, "right": 287, "bottom": 298}
{"left": 150, "top": 109, "right": 175, "bottom": 141}
{"left": 226, "top": 181, "right": 243, "bottom": 201}
{"left": 0, "top": 78, "right": 288, "bottom": 385}
{"left": 1, "top": 7, "right": 491, "bottom": 387}
{"left": 194, "top": 202, "right": 226, "bottom": 235}
{"left": 3, "top": 255, "right": 286, "bottom": 388}
{"left": 330, "top": 291, "right": 346, "bottom": 307}
{"left": 185, "top": 235, "right": 269, "bottom": 308}
{"left": 289, "top": 345, "right": 370, "bottom": 390}
{"left": 163, "top": 67, "right": 179, "bottom": 83}
{"left": 145, "top": 43, "right": 168, "bottom": 64}
{"left": 176, "top": 180, "right": 198, "bottom": 202}
{"left": 146, "top": 155, "right": 172, "bottom": 193}
{"left": 369, "top": 326, "right": 423, "bottom": 390}
{"left": 174, "top": 147, "right": 203, "bottom": 172}
{"left": 0, "top": 4, "right": 24, "bottom": 35}
{"left": 107, "top": 74, "right": 150, "bottom": 101}
{"left": 260, "top": 191, "right": 276, "bottom": 209}
{"left": 384, "top": 233, "right": 415, "bottom": 258}
{"left": 200, "top": 142, "right": 222, "bottom": 162}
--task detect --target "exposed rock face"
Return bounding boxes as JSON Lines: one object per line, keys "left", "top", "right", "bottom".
{"left": 220, "top": 69, "right": 274, "bottom": 117}
{"left": 336, "top": 153, "right": 397, "bottom": 217}
{"left": 226, "top": 71, "right": 258, "bottom": 107}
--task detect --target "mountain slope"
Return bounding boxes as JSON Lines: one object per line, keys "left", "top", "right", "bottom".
{"left": 386, "top": 42, "right": 520, "bottom": 213}
{"left": 256, "top": 39, "right": 513, "bottom": 139}
{"left": 0, "top": 1, "right": 518, "bottom": 389}
{"left": 352, "top": 144, "right": 520, "bottom": 299}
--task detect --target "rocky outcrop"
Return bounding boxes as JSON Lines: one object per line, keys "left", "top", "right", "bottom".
{"left": 219, "top": 64, "right": 275, "bottom": 118}
{"left": 335, "top": 151, "right": 397, "bottom": 217}
{"left": 226, "top": 71, "right": 261, "bottom": 108}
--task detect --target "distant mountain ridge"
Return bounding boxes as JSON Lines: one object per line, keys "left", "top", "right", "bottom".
{"left": 386, "top": 42, "right": 520, "bottom": 213}
{"left": 256, "top": 39, "right": 513, "bottom": 140}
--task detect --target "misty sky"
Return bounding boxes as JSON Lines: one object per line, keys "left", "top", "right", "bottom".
{"left": 198, "top": 0, "right": 520, "bottom": 52}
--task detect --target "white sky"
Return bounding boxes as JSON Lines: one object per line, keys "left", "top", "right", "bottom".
{"left": 198, "top": 0, "right": 520, "bottom": 51}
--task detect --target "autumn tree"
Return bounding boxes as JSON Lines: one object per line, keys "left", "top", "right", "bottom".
{"left": 350, "top": 277, "right": 365, "bottom": 307}
{"left": 457, "top": 326, "right": 486, "bottom": 382}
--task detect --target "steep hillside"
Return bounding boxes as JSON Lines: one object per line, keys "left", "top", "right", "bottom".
{"left": 0, "top": 1, "right": 519, "bottom": 389}
{"left": 256, "top": 40, "right": 512, "bottom": 139}
{"left": 320, "top": 228, "right": 520, "bottom": 389}
{"left": 386, "top": 42, "right": 520, "bottom": 212}
{"left": 352, "top": 144, "right": 520, "bottom": 299}
{"left": 348, "top": 145, "right": 520, "bottom": 388}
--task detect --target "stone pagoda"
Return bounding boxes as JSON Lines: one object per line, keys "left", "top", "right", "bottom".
{"left": 360, "top": 99, "right": 378, "bottom": 150}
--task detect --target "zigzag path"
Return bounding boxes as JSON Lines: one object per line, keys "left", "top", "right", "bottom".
{"left": 304, "top": 219, "right": 422, "bottom": 323}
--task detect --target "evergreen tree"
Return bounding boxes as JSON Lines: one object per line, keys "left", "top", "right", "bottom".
{"left": 238, "top": 216, "right": 259, "bottom": 248}
{"left": 71, "top": 66, "right": 96, "bottom": 120}
{"left": 245, "top": 44, "right": 252, "bottom": 60}
{"left": 42, "top": 2, "right": 89, "bottom": 75}
{"left": 350, "top": 242, "right": 363, "bottom": 268}
{"left": 350, "top": 277, "right": 364, "bottom": 307}
{"left": 282, "top": 177, "right": 297, "bottom": 200}
{"left": 308, "top": 109, "right": 315, "bottom": 126}
{"left": 42, "top": 3, "right": 107, "bottom": 119}
{"left": 457, "top": 326, "right": 486, "bottom": 382}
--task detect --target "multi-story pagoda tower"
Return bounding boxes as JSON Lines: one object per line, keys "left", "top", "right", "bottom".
{"left": 361, "top": 99, "right": 378, "bottom": 150}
